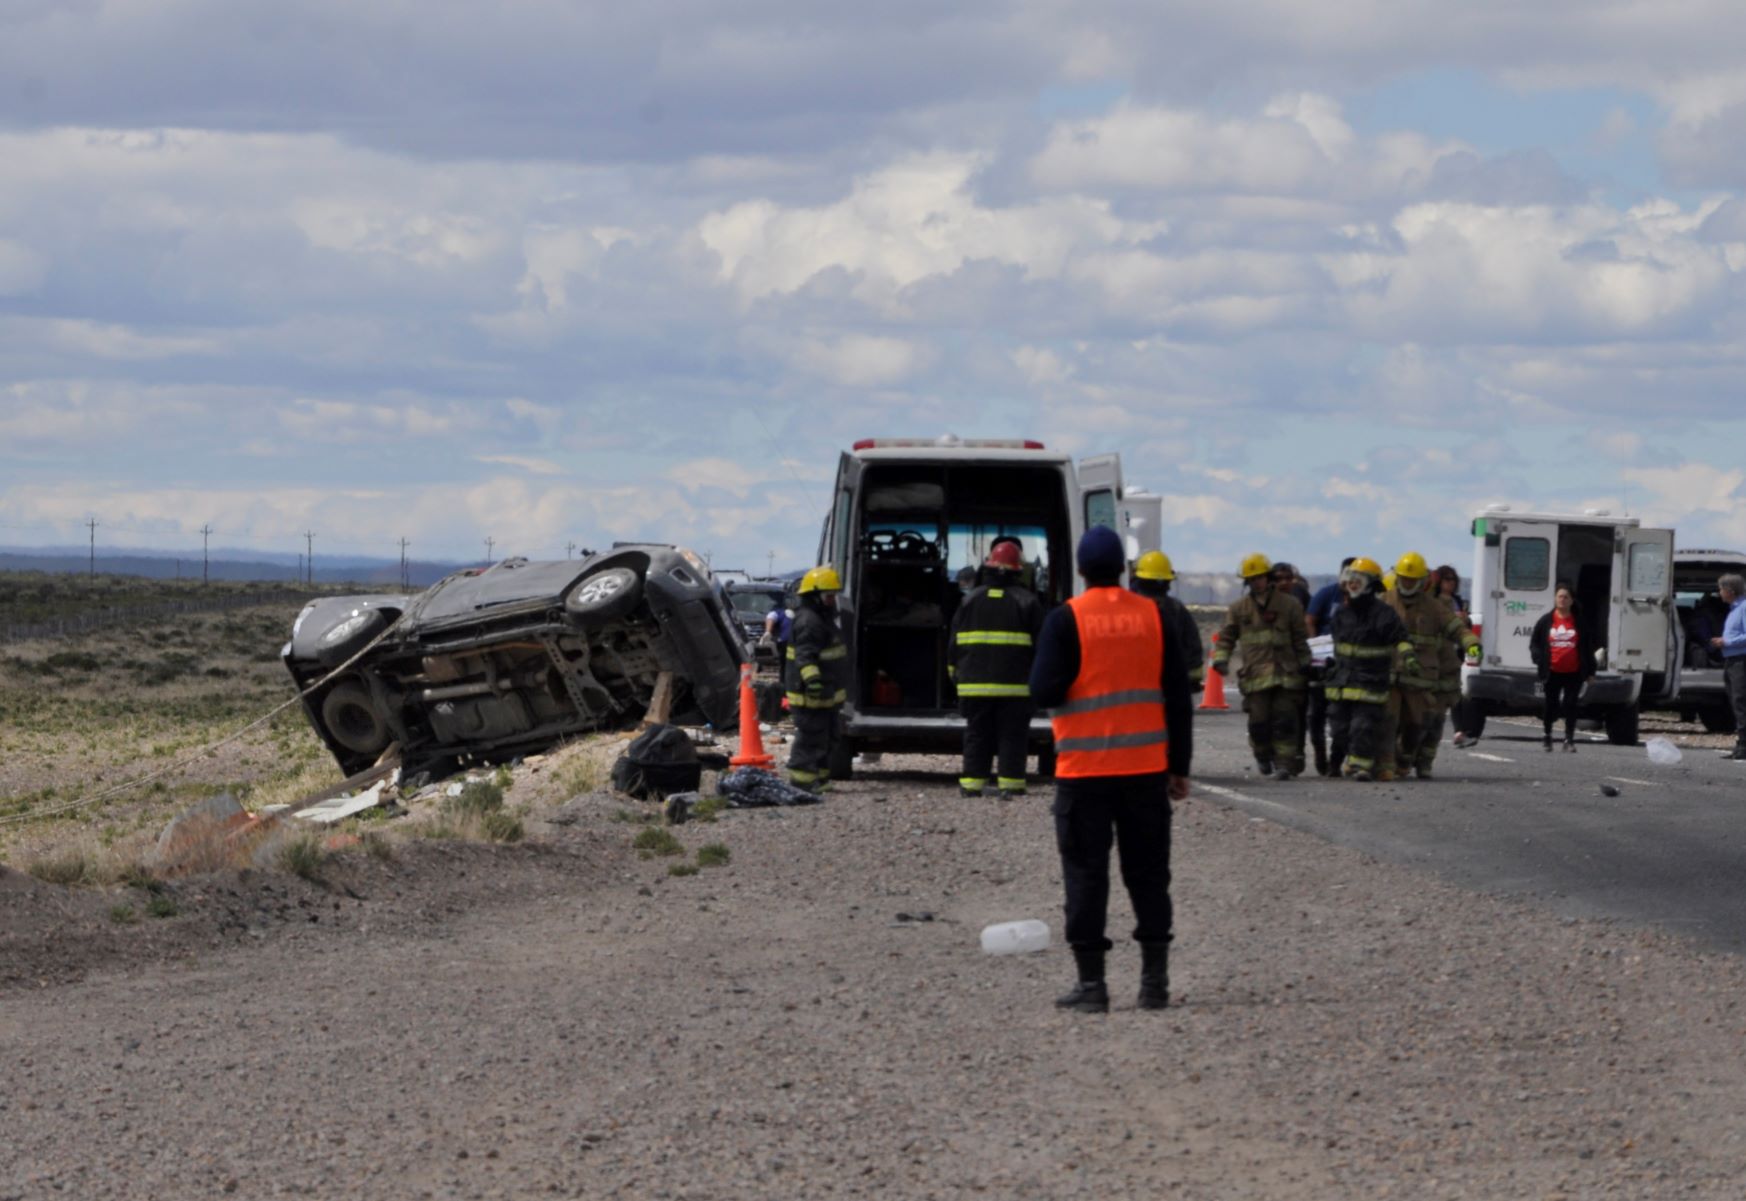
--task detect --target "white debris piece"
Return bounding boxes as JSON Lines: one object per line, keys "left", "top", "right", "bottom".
{"left": 294, "top": 781, "right": 386, "bottom": 825}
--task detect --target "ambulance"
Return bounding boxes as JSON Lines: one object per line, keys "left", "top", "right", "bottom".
{"left": 1461, "top": 505, "right": 1679, "bottom": 744}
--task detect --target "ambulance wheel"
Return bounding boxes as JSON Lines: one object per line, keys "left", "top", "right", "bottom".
{"left": 1604, "top": 705, "right": 1640, "bottom": 746}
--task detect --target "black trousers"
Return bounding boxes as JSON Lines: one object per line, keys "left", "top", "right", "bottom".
{"left": 788, "top": 706, "right": 840, "bottom": 788}
{"left": 960, "top": 697, "right": 1033, "bottom": 791}
{"left": 1727, "top": 659, "right": 1746, "bottom": 745}
{"left": 1543, "top": 672, "right": 1582, "bottom": 741}
{"left": 1054, "top": 773, "right": 1172, "bottom": 950}
{"left": 1306, "top": 686, "right": 1328, "bottom": 762}
{"left": 1329, "top": 699, "right": 1384, "bottom": 771}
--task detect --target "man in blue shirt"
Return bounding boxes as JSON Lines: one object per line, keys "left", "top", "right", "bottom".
{"left": 1712, "top": 573, "right": 1746, "bottom": 759}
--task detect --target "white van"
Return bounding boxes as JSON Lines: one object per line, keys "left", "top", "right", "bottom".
{"left": 1461, "top": 505, "right": 1678, "bottom": 744}
{"left": 813, "top": 436, "right": 1157, "bottom": 777}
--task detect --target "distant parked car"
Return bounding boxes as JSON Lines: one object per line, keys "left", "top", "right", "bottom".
{"left": 283, "top": 545, "right": 747, "bottom": 777}
{"left": 723, "top": 580, "right": 789, "bottom": 666}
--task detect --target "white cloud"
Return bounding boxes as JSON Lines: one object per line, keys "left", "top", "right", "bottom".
{"left": 476, "top": 454, "right": 562, "bottom": 476}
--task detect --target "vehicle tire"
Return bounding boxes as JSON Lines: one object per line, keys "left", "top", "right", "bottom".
{"left": 829, "top": 735, "right": 856, "bottom": 782}
{"left": 321, "top": 682, "right": 391, "bottom": 757}
{"left": 316, "top": 608, "right": 390, "bottom": 668}
{"left": 1036, "top": 745, "right": 1057, "bottom": 779}
{"left": 1700, "top": 706, "right": 1737, "bottom": 734}
{"left": 1605, "top": 704, "right": 1640, "bottom": 746}
{"left": 566, "top": 566, "right": 643, "bottom": 622}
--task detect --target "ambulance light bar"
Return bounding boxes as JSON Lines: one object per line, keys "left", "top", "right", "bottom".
{"left": 851, "top": 436, "right": 1046, "bottom": 451}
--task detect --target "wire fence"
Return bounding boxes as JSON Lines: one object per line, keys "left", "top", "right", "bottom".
{"left": 0, "top": 590, "right": 315, "bottom": 646}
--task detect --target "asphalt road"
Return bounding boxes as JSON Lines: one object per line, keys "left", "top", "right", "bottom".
{"left": 1189, "top": 706, "right": 1746, "bottom": 953}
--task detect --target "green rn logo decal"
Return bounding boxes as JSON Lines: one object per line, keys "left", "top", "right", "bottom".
{"left": 1503, "top": 600, "right": 1539, "bottom": 616}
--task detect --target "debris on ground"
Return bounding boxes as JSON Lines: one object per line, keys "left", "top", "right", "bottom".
{"left": 717, "top": 767, "right": 821, "bottom": 808}
{"left": 611, "top": 723, "right": 702, "bottom": 800}
{"left": 1600, "top": 782, "right": 1621, "bottom": 797}
{"left": 292, "top": 777, "right": 391, "bottom": 825}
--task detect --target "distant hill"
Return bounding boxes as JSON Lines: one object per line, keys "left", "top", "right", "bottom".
{"left": 0, "top": 549, "right": 462, "bottom": 588}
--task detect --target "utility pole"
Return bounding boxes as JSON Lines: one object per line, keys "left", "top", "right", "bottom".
{"left": 86, "top": 518, "right": 98, "bottom": 580}
{"left": 398, "top": 537, "right": 411, "bottom": 589}
{"left": 297, "top": 552, "right": 304, "bottom": 583}
{"left": 566, "top": 540, "right": 576, "bottom": 560}
{"left": 200, "top": 523, "right": 213, "bottom": 585}
{"left": 484, "top": 536, "right": 495, "bottom": 565}
{"left": 304, "top": 531, "right": 315, "bottom": 585}
{"left": 767, "top": 550, "right": 775, "bottom": 578}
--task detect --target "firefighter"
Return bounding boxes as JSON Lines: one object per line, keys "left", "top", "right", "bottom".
{"left": 784, "top": 566, "right": 849, "bottom": 793}
{"left": 1130, "top": 551, "right": 1205, "bottom": 691}
{"left": 1031, "top": 526, "right": 1193, "bottom": 1014}
{"left": 1213, "top": 553, "right": 1311, "bottom": 779}
{"left": 951, "top": 540, "right": 1044, "bottom": 798}
{"left": 1325, "top": 557, "right": 1414, "bottom": 782}
{"left": 1382, "top": 551, "right": 1480, "bottom": 779}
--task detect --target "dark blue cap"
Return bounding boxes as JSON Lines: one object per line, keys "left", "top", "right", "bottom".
{"left": 1077, "top": 526, "right": 1126, "bottom": 578}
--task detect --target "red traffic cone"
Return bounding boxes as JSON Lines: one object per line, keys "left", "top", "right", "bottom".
{"left": 729, "top": 663, "right": 775, "bottom": 769}
{"left": 1198, "top": 635, "right": 1230, "bottom": 711}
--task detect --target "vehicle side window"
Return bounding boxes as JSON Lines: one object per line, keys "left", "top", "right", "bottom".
{"left": 1627, "top": 542, "right": 1668, "bottom": 594}
{"left": 1084, "top": 489, "right": 1117, "bottom": 532}
{"left": 1503, "top": 537, "right": 1550, "bottom": 591}
{"left": 831, "top": 488, "right": 853, "bottom": 573}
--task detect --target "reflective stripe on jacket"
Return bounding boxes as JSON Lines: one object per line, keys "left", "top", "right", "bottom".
{"left": 951, "top": 582, "right": 1043, "bottom": 700}
{"left": 1051, "top": 589, "right": 1168, "bottom": 779}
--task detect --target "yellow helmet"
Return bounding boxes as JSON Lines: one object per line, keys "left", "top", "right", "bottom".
{"left": 1348, "top": 556, "right": 1383, "bottom": 579}
{"left": 1135, "top": 550, "right": 1175, "bottom": 581}
{"left": 1383, "top": 571, "right": 1397, "bottom": 592}
{"left": 1394, "top": 551, "right": 1429, "bottom": 580}
{"left": 798, "top": 565, "right": 843, "bottom": 594}
{"left": 1239, "top": 552, "right": 1272, "bottom": 579}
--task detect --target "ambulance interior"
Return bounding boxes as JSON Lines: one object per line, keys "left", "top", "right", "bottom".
{"left": 853, "top": 463, "right": 1070, "bottom": 712}
{"left": 1548, "top": 524, "right": 1614, "bottom": 662}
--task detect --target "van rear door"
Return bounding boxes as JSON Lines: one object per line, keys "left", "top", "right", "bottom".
{"left": 1613, "top": 526, "right": 1675, "bottom": 692}
{"left": 1077, "top": 454, "right": 1124, "bottom": 536}
{"left": 1485, "top": 518, "right": 1557, "bottom": 671}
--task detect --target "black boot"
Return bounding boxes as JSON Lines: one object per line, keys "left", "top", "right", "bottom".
{"left": 1055, "top": 947, "right": 1109, "bottom": 1014}
{"left": 1255, "top": 756, "right": 1274, "bottom": 777}
{"left": 1137, "top": 942, "right": 1169, "bottom": 1010}
{"left": 1313, "top": 743, "right": 1329, "bottom": 776}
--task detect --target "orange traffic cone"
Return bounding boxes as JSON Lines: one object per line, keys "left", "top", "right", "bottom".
{"left": 1198, "top": 635, "right": 1230, "bottom": 711}
{"left": 729, "top": 663, "right": 775, "bottom": 769}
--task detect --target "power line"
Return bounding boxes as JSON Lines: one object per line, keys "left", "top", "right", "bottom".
{"left": 398, "top": 537, "right": 411, "bottom": 589}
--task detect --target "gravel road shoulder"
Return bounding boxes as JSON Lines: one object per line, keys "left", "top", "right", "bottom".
{"left": 6, "top": 751, "right": 1746, "bottom": 1199}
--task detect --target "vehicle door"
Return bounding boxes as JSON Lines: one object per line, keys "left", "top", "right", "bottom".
{"left": 1118, "top": 489, "right": 1163, "bottom": 562}
{"left": 1480, "top": 518, "right": 1557, "bottom": 674}
{"left": 823, "top": 452, "right": 863, "bottom": 651}
{"left": 1077, "top": 453, "right": 1124, "bottom": 537}
{"left": 1613, "top": 526, "right": 1676, "bottom": 699}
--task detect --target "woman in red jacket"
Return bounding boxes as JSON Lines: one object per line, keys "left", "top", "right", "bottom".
{"left": 1530, "top": 583, "right": 1597, "bottom": 752}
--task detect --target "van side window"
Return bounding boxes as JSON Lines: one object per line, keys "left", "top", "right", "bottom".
{"left": 1627, "top": 542, "right": 1668, "bottom": 593}
{"left": 1084, "top": 490, "right": 1117, "bottom": 532}
{"left": 830, "top": 489, "right": 853, "bottom": 573}
{"left": 1504, "top": 537, "right": 1550, "bottom": 591}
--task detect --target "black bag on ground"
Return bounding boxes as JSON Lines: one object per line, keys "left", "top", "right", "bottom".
{"left": 611, "top": 724, "right": 702, "bottom": 800}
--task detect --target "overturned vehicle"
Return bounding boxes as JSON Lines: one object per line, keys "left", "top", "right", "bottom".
{"left": 283, "top": 546, "right": 747, "bottom": 777}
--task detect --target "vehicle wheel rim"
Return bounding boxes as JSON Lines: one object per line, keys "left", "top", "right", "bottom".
{"left": 579, "top": 575, "right": 625, "bottom": 605}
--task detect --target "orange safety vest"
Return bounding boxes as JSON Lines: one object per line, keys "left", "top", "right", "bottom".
{"left": 1051, "top": 588, "right": 1169, "bottom": 779}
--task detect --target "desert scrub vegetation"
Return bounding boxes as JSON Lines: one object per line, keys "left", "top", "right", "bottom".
{"left": 0, "top": 597, "right": 334, "bottom": 851}
{"left": 632, "top": 827, "right": 684, "bottom": 859}
{"left": 695, "top": 843, "right": 731, "bottom": 868}
{"left": 424, "top": 779, "right": 525, "bottom": 843}
{"left": 276, "top": 833, "right": 327, "bottom": 880}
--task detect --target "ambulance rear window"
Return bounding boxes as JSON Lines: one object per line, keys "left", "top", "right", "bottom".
{"left": 1504, "top": 537, "right": 1550, "bottom": 591}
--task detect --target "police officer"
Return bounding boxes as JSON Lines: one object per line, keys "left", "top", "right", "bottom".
{"left": 1031, "top": 527, "right": 1194, "bottom": 1014}
{"left": 951, "top": 540, "right": 1044, "bottom": 798}
{"left": 785, "top": 566, "right": 849, "bottom": 792}
{"left": 1325, "top": 557, "right": 1414, "bottom": 782}
{"left": 1130, "top": 551, "right": 1205, "bottom": 692}
{"left": 1213, "top": 553, "right": 1312, "bottom": 779}
{"left": 1383, "top": 551, "right": 1480, "bottom": 779}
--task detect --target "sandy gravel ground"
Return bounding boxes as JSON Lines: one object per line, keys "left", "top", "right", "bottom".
{"left": 7, "top": 740, "right": 1746, "bottom": 1199}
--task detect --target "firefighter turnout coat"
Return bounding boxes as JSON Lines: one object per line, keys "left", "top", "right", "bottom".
{"left": 785, "top": 602, "right": 848, "bottom": 710}
{"left": 1214, "top": 591, "right": 1311, "bottom": 692}
{"left": 1326, "top": 594, "right": 1412, "bottom": 704}
{"left": 1384, "top": 590, "right": 1479, "bottom": 693}
{"left": 950, "top": 582, "right": 1045, "bottom": 699}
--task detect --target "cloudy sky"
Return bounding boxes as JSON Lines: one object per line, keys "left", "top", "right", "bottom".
{"left": 4, "top": 1, "right": 1746, "bottom": 575}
